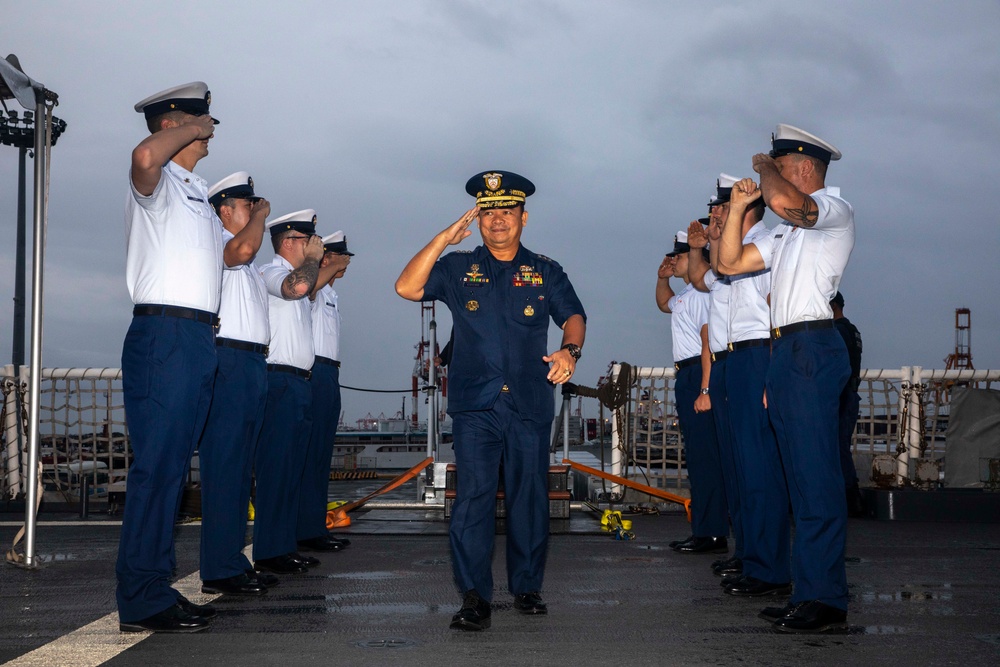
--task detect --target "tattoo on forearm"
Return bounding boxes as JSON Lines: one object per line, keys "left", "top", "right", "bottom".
{"left": 281, "top": 261, "right": 319, "bottom": 299}
{"left": 784, "top": 197, "right": 818, "bottom": 227}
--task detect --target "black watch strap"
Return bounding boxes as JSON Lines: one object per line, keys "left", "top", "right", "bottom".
{"left": 561, "top": 343, "right": 582, "bottom": 360}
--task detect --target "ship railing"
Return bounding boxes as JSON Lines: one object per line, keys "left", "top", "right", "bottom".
{"left": 602, "top": 364, "right": 1000, "bottom": 498}
{"left": 3, "top": 365, "right": 1000, "bottom": 502}
{"left": 2, "top": 366, "right": 128, "bottom": 503}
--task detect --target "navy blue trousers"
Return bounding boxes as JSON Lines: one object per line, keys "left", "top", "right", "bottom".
{"left": 766, "top": 329, "right": 850, "bottom": 609}
{"left": 253, "top": 372, "right": 312, "bottom": 561}
{"left": 297, "top": 363, "right": 341, "bottom": 541}
{"left": 838, "top": 388, "right": 861, "bottom": 488}
{"left": 116, "top": 315, "right": 216, "bottom": 622}
{"left": 726, "top": 346, "right": 791, "bottom": 584}
{"left": 450, "top": 393, "right": 550, "bottom": 601}
{"left": 709, "top": 357, "right": 742, "bottom": 558}
{"left": 675, "top": 365, "right": 727, "bottom": 537}
{"left": 199, "top": 346, "right": 267, "bottom": 580}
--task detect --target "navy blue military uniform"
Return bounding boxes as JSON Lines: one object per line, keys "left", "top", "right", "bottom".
{"left": 835, "top": 312, "right": 863, "bottom": 490}
{"left": 423, "top": 243, "right": 585, "bottom": 600}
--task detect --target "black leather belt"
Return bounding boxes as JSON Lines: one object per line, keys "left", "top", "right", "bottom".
{"left": 727, "top": 337, "right": 770, "bottom": 352}
{"left": 771, "top": 319, "right": 834, "bottom": 339}
{"left": 314, "top": 356, "right": 341, "bottom": 368}
{"left": 133, "top": 304, "right": 219, "bottom": 327}
{"left": 267, "top": 363, "right": 311, "bottom": 380}
{"left": 711, "top": 350, "right": 729, "bottom": 363}
{"left": 217, "top": 337, "right": 268, "bottom": 356}
{"left": 674, "top": 355, "right": 700, "bottom": 371}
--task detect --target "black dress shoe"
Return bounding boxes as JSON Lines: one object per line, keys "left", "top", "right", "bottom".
{"left": 120, "top": 603, "right": 210, "bottom": 633}
{"left": 724, "top": 576, "right": 792, "bottom": 597}
{"left": 247, "top": 569, "right": 280, "bottom": 588}
{"left": 712, "top": 557, "right": 742, "bottom": 576}
{"left": 176, "top": 595, "right": 217, "bottom": 619}
{"left": 513, "top": 592, "right": 548, "bottom": 615}
{"left": 759, "top": 601, "right": 802, "bottom": 623}
{"left": 255, "top": 554, "right": 308, "bottom": 574}
{"left": 297, "top": 536, "right": 345, "bottom": 552}
{"left": 673, "top": 536, "right": 728, "bottom": 554}
{"left": 327, "top": 533, "right": 351, "bottom": 546}
{"left": 202, "top": 573, "right": 268, "bottom": 596}
{"left": 773, "top": 600, "right": 848, "bottom": 634}
{"left": 669, "top": 534, "right": 694, "bottom": 549}
{"left": 288, "top": 551, "right": 320, "bottom": 568}
{"left": 450, "top": 590, "right": 491, "bottom": 631}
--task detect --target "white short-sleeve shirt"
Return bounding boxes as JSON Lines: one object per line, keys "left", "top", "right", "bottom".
{"left": 667, "top": 282, "right": 711, "bottom": 362}
{"left": 727, "top": 221, "right": 773, "bottom": 341}
{"left": 752, "top": 187, "right": 854, "bottom": 329}
{"left": 311, "top": 283, "right": 341, "bottom": 362}
{"left": 260, "top": 255, "right": 314, "bottom": 370}
{"left": 704, "top": 270, "right": 731, "bottom": 354}
{"left": 216, "top": 228, "right": 270, "bottom": 345}
{"left": 125, "top": 161, "right": 223, "bottom": 312}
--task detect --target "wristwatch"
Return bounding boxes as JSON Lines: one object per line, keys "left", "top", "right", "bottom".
{"left": 700, "top": 387, "right": 710, "bottom": 395}
{"left": 561, "top": 343, "right": 582, "bottom": 360}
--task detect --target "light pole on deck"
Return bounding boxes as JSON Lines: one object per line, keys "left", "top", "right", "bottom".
{"left": 1, "top": 53, "right": 64, "bottom": 569}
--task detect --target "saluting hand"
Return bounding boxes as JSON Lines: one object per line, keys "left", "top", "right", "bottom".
{"left": 303, "top": 235, "right": 325, "bottom": 262}
{"left": 687, "top": 221, "right": 708, "bottom": 249}
{"left": 250, "top": 198, "right": 271, "bottom": 220}
{"left": 180, "top": 113, "right": 216, "bottom": 140}
{"left": 443, "top": 207, "right": 480, "bottom": 246}
{"left": 751, "top": 153, "right": 776, "bottom": 175}
{"left": 658, "top": 256, "right": 674, "bottom": 279}
{"left": 730, "top": 177, "right": 762, "bottom": 207}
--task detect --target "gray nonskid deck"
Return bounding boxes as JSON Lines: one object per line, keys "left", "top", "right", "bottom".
{"left": 2, "top": 505, "right": 999, "bottom": 666}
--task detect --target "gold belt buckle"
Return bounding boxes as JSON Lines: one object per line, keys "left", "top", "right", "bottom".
{"left": 710, "top": 353, "right": 717, "bottom": 363}
{"left": 727, "top": 342, "right": 734, "bottom": 352}
{"left": 773, "top": 326, "right": 782, "bottom": 339}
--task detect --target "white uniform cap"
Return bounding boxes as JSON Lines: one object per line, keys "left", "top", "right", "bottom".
{"left": 266, "top": 209, "right": 317, "bottom": 237}
{"left": 208, "top": 171, "right": 260, "bottom": 206}
{"left": 770, "top": 124, "right": 841, "bottom": 163}
{"left": 709, "top": 172, "right": 743, "bottom": 207}
{"left": 322, "top": 230, "right": 354, "bottom": 256}
{"left": 134, "top": 81, "right": 218, "bottom": 123}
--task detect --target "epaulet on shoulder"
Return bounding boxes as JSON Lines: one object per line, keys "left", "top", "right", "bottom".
{"left": 536, "top": 254, "right": 554, "bottom": 263}
{"left": 453, "top": 249, "right": 473, "bottom": 254}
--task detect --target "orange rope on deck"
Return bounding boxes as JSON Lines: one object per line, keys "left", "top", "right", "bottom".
{"left": 326, "top": 456, "right": 434, "bottom": 528}
{"left": 562, "top": 458, "right": 692, "bottom": 522}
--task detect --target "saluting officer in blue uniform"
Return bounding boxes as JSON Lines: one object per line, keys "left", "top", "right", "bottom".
{"left": 395, "top": 171, "right": 586, "bottom": 631}
{"left": 118, "top": 82, "right": 222, "bottom": 633}
{"left": 718, "top": 125, "right": 854, "bottom": 634}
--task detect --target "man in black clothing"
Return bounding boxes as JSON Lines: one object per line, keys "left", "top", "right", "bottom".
{"left": 832, "top": 292, "right": 865, "bottom": 517}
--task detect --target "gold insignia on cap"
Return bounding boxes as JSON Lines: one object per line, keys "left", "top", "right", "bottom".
{"left": 312, "top": 215, "right": 317, "bottom": 223}
{"left": 466, "top": 300, "right": 479, "bottom": 312}
{"left": 524, "top": 305, "right": 535, "bottom": 317}
{"left": 206, "top": 91, "right": 212, "bottom": 106}
{"left": 248, "top": 176, "right": 254, "bottom": 188}
{"left": 484, "top": 173, "right": 502, "bottom": 191}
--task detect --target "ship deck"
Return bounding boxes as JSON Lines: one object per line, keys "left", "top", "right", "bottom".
{"left": 1, "top": 480, "right": 999, "bottom": 666}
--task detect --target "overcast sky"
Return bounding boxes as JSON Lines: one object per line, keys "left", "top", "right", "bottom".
{"left": 2, "top": 1, "right": 998, "bottom": 426}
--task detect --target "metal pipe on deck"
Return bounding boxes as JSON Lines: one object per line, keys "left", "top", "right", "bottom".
{"left": 23, "top": 93, "right": 49, "bottom": 568}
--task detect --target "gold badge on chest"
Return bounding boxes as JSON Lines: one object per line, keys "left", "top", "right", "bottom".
{"left": 524, "top": 305, "right": 535, "bottom": 316}
{"left": 466, "top": 300, "right": 479, "bottom": 312}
